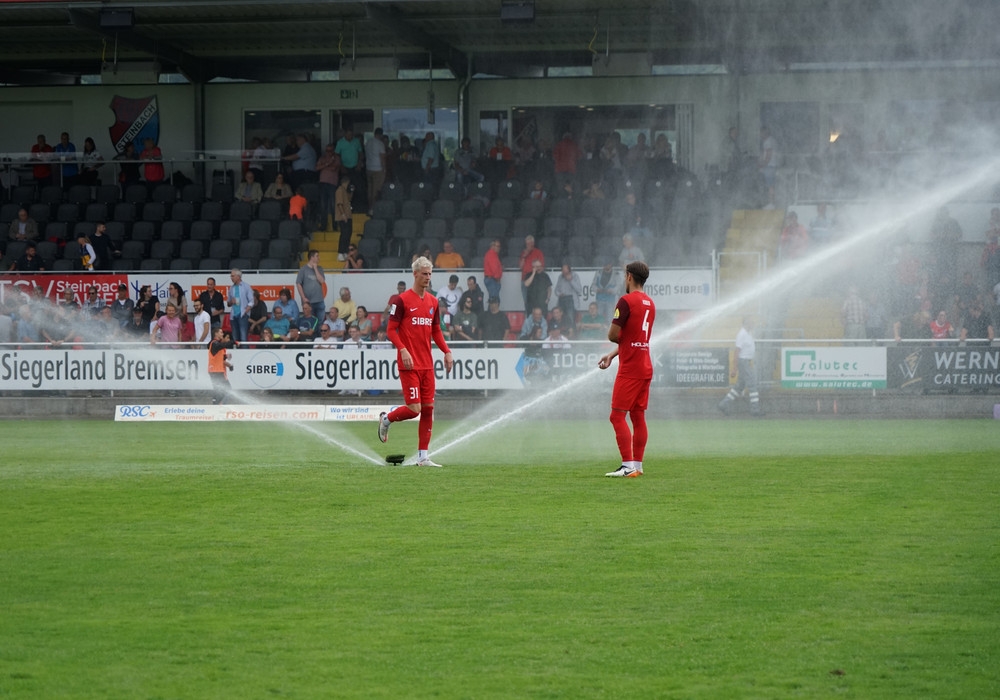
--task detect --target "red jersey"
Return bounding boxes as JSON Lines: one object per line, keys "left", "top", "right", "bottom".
{"left": 386, "top": 288, "right": 450, "bottom": 370}
{"left": 611, "top": 291, "right": 655, "bottom": 379}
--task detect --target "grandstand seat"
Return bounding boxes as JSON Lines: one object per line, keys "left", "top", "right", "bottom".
{"left": 266, "top": 238, "right": 293, "bottom": 263}
{"left": 475, "top": 237, "right": 496, "bottom": 257}
{"left": 120, "top": 240, "right": 147, "bottom": 261}
{"left": 482, "top": 217, "right": 508, "bottom": 240}
{"left": 489, "top": 199, "right": 515, "bottom": 220}
{"left": 178, "top": 239, "right": 206, "bottom": 262}
{"left": 383, "top": 238, "right": 411, "bottom": 259}
{"left": 449, "top": 237, "right": 473, "bottom": 261}
{"left": 73, "top": 222, "right": 96, "bottom": 239}
{"left": 414, "top": 237, "right": 441, "bottom": 259}
{"left": 572, "top": 217, "right": 598, "bottom": 238}
{"left": 0, "top": 203, "right": 20, "bottom": 225}
{"left": 377, "top": 255, "right": 406, "bottom": 269}
{"left": 542, "top": 216, "right": 569, "bottom": 238}
{"left": 563, "top": 253, "right": 589, "bottom": 268}
{"left": 51, "top": 259, "right": 75, "bottom": 272}
{"left": 84, "top": 202, "right": 108, "bottom": 223}
{"left": 409, "top": 181, "right": 435, "bottom": 202}
{"left": 519, "top": 198, "right": 546, "bottom": 219}
{"left": 124, "top": 184, "right": 148, "bottom": 205}
{"left": 44, "top": 221, "right": 68, "bottom": 241}
{"left": 400, "top": 199, "right": 427, "bottom": 221}
{"left": 149, "top": 240, "right": 177, "bottom": 265}
{"left": 189, "top": 220, "right": 214, "bottom": 243}
{"left": 95, "top": 184, "right": 121, "bottom": 206}
{"left": 66, "top": 185, "right": 92, "bottom": 206}
{"left": 468, "top": 181, "right": 491, "bottom": 199}
{"left": 248, "top": 219, "right": 274, "bottom": 242}
{"left": 229, "top": 200, "right": 254, "bottom": 225}
{"left": 208, "top": 239, "right": 234, "bottom": 262}
{"left": 40, "top": 185, "right": 64, "bottom": 206}
{"left": 140, "top": 259, "right": 163, "bottom": 271}
{"left": 362, "top": 218, "right": 389, "bottom": 241}
{"left": 548, "top": 198, "right": 576, "bottom": 218}
{"left": 62, "top": 240, "right": 81, "bottom": 262}
{"left": 112, "top": 202, "right": 136, "bottom": 224}
{"left": 218, "top": 220, "right": 243, "bottom": 244}
{"left": 372, "top": 200, "right": 397, "bottom": 220}
{"left": 238, "top": 239, "right": 263, "bottom": 266}
{"left": 258, "top": 199, "right": 282, "bottom": 224}
{"left": 198, "top": 257, "right": 223, "bottom": 271}
{"left": 391, "top": 219, "right": 419, "bottom": 240}
{"left": 421, "top": 217, "right": 448, "bottom": 240}
{"left": 458, "top": 198, "right": 485, "bottom": 218}
{"left": 104, "top": 221, "right": 126, "bottom": 246}
{"left": 181, "top": 183, "right": 205, "bottom": 204}
{"left": 199, "top": 200, "right": 224, "bottom": 224}
{"left": 578, "top": 198, "right": 605, "bottom": 220}
{"left": 160, "top": 221, "right": 185, "bottom": 244}
{"left": 438, "top": 182, "right": 463, "bottom": 201}
{"left": 357, "top": 237, "right": 382, "bottom": 262}
{"left": 130, "top": 221, "right": 157, "bottom": 247}
{"left": 113, "top": 258, "right": 138, "bottom": 272}
{"left": 151, "top": 183, "right": 177, "bottom": 204}
{"left": 501, "top": 253, "right": 521, "bottom": 269}
{"left": 382, "top": 182, "right": 405, "bottom": 202}
{"left": 451, "top": 217, "right": 479, "bottom": 239}
{"left": 228, "top": 257, "right": 252, "bottom": 271}
{"left": 170, "top": 200, "right": 196, "bottom": 226}
{"left": 257, "top": 257, "right": 286, "bottom": 270}
{"left": 141, "top": 201, "right": 166, "bottom": 225}
{"left": 54, "top": 203, "right": 80, "bottom": 224}
{"left": 535, "top": 236, "right": 564, "bottom": 258}
{"left": 565, "top": 234, "right": 593, "bottom": 258}
{"left": 276, "top": 220, "right": 302, "bottom": 247}
{"left": 210, "top": 181, "right": 233, "bottom": 202}
{"left": 496, "top": 180, "right": 523, "bottom": 200}
{"left": 429, "top": 199, "right": 456, "bottom": 220}
{"left": 12, "top": 185, "right": 36, "bottom": 206}
{"left": 28, "top": 203, "right": 51, "bottom": 226}
{"left": 511, "top": 217, "right": 537, "bottom": 238}
{"left": 169, "top": 259, "right": 193, "bottom": 271}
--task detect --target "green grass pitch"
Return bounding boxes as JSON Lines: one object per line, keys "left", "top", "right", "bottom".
{"left": 2, "top": 417, "right": 999, "bottom": 698}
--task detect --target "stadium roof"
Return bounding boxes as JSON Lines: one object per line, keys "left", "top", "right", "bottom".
{"left": 1, "top": 0, "right": 998, "bottom": 85}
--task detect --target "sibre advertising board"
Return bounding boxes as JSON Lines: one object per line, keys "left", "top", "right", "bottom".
{"left": 887, "top": 345, "right": 1000, "bottom": 392}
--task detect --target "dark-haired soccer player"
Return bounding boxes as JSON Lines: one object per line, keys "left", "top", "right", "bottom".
{"left": 598, "top": 261, "right": 656, "bottom": 477}
{"left": 378, "top": 256, "right": 454, "bottom": 466}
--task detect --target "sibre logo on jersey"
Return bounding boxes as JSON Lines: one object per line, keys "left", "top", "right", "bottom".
{"left": 411, "top": 316, "right": 434, "bottom": 326}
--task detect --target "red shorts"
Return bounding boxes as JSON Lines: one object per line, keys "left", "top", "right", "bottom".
{"left": 611, "top": 375, "right": 650, "bottom": 412}
{"left": 399, "top": 368, "right": 436, "bottom": 406}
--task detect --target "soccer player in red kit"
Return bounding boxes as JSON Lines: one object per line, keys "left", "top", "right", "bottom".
{"left": 598, "top": 261, "right": 656, "bottom": 477}
{"left": 378, "top": 256, "right": 454, "bottom": 466}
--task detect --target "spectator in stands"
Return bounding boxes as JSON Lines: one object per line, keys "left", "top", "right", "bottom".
{"left": 30, "top": 134, "right": 54, "bottom": 188}
{"left": 296, "top": 249, "right": 327, "bottom": 320}
{"left": 959, "top": 300, "right": 995, "bottom": 344}
{"left": 198, "top": 277, "right": 226, "bottom": 329}
{"left": 8, "top": 208, "right": 39, "bottom": 242}
{"left": 355, "top": 305, "right": 373, "bottom": 341}
{"left": 259, "top": 327, "right": 282, "bottom": 348}
{"left": 452, "top": 136, "right": 485, "bottom": 195}
{"left": 140, "top": 137, "right": 164, "bottom": 190}
{"left": 460, "top": 276, "right": 485, "bottom": 315}
{"left": 288, "top": 187, "right": 307, "bottom": 221}
{"left": 247, "top": 137, "right": 267, "bottom": 184}
{"left": 90, "top": 222, "right": 119, "bottom": 271}
{"left": 384, "top": 280, "right": 407, "bottom": 318}
{"left": 893, "top": 309, "right": 931, "bottom": 342}
{"left": 191, "top": 298, "right": 212, "bottom": 345}
{"left": 236, "top": 170, "right": 262, "bottom": 205}
{"left": 421, "top": 132, "right": 442, "bottom": 186}
{"left": 841, "top": 285, "right": 868, "bottom": 339}
{"left": 122, "top": 306, "right": 147, "bottom": 339}
{"left": 758, "top": 126, "right": 779, "bottom": 209}
{"left": 77, "top": 235, "right": 97, "bottom": 271}
{"left": 929, "top": 310, "right": 955, "bottom": 342}
{"left": 335, "top": 127, "right": 364, "bottom": 175}
{"left": 167, "top": 282, "right": 186, "bottom": 315}
{"left": 263, "top": 172, "right": 293, "bottom": 202}
{"left": 627, "top": 132, "right": 651, "bottom": 176}
{"left": 335, "top": 177, "right": 353, "bottom": 261}
{"left": 548, "top": 305, "right": 574, "bottom": 340}
{"left": 55, "top": 132, "right": 78, "bottom": 186}
{"left": 592, "top": 262, "right": 623, "bottom": 323}
{"left": 577, "top": 301, "right": 607, "bottom": 340}
{"left": 487, "top": 136, "right": 514, "bottom": 183}
{"left": 523, "top": 259, "right": 552, "bottom": 317}
{"left": 288, "top": 300, "right": 320, "bottom": 344}
{"left": 528, "top": 180, "right": 548, "bottom": 200}
{"left": 619, "top": 233, "right": 646, "bottom": 265}
{"left": 137, "top": 285, "right": 159, "bottom": 325}
{"left": 283, "top": 133, "right": 318, "bottom": 190}
{"left": 248, "top": 289, "right": 269, "bottom": 339}
{"left": 810, "top": 203, "right": 834, "bottom": 245}
{"left": 554, "top": 263, "right": 584, "bottom": 326}
{"left": 480, "top": 297, "right": 510, "bottom": 342}
{"left": 779, "top": 211, "right": 809, "bottom": 261}
{"left": 150, "top": 302, "right": 183, "bottom": 348}
{"left": 324, "top": 306, "right": 346, "bottom": 341}
{"left": 263, "top": 304, "right": 291, "bottom": 340}
{"left": 333, "top": 286, "right": 357, "bottom": 325}
{"left": 552, "top": 131, "right": 582, "bottom": 193}
{"left": 15, "top": 304, "right": 41, "bottom": 344}
{"left": 483, "top": 239, "right": 503, "bottom": 305}
{"left": 115, "top": 142, "right": 141, "bottom": 190}
{"left": 582, "top": 179, "right": 607, "bottom": 200}
{"left": 451, "top": 295, "right": 480, "bottom": 341}
{"left": 110, "top": 283, "right": 134, "bottom": 327}
{"left": 520, "top": 306, "right": 548, "bottom": 340}
{"left": 313, "top": 323, "right": 339, "bottom": 349}
{"left": 434, "top": 240, "right": 465, "bottom": 270}
{"left": 273, "top": 287, "right": 299, "bottom": 322}
{"left": 315, "top": 144, "right": 341, "bottom": 229}
{"left": 437, "top": 274, "right": 462, "bottom": 324}
{"left": 227, "top": 268, "right": 254, "bottom": 344}
{"left": 518, "top": 235, "right": 545, "bottom": 306}
{"left": 82, "top": 285, "right": 106, "bottom": 315}
{"left": 365, "top": 127, "right": 387, "bottom": 215}
{"left": 344, "top": 243, "right": 365, "bottom": 271}
{"left": 9, "top": 242, "right": 44, "bottom": 272}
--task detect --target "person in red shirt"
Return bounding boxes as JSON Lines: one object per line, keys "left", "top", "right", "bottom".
{"left": 598, "top": 261, "right": 656, "bottom": 478}
{"left": 140, "top": 137, "right": 164, "bottom": 186}
{"left": 30, "top": 134, "right": 55, "bottom": 188}
{"left": 482, "top": 238, "right": 504, "bottom": 304}
{"left": 378, "top": 256, "right": 455, "bottom": 467}
{"left": 552, "top": 131, "right": 582, "bottom": 192}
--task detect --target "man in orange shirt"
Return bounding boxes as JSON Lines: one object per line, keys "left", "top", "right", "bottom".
{"left": 434, "top": 240, "right": 465, "bottom": 270}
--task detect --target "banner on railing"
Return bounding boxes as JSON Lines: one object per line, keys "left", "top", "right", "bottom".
{"left": 887, "top": 345, "right": 1000, "bottom": 392}
{"left": 781, "top": 346, "right": 887, "bottom": 389}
